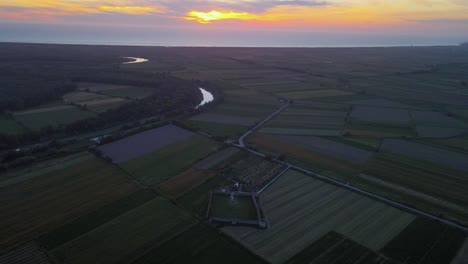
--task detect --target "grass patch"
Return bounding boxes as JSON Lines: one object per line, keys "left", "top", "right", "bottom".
{"left": 99, "top": 86, "right": 154, "bottom": 99}
{"left": 0, "top": 118, "right": 23, "bottom": 134}
{"left": 51, "top": 197, "right": 196, "bottom": 264}
{"left": 14, "top": 106, "right": 96, "bottom": 130}
{"left": 360, "top": 152, "right": 468, "bottom": 224}
{"left": 39, "top": 189, "right": 158, "bottom": 250}
{"left": 121, "top": 135, "right": 219, "bottom": 186}
{"left": 183, "top": 120, "right": 248, "bottom": 137}
{"left": 133, "top": 224, "right": 267, "bottom": 264}
{"left": 0, "top": 156, "right": 138, "bottom": 249}
{"left": 178, "top": 175, "right": 224, "bottom": 216}
{"left": 287, "top": 231, "right": 392, "bottom": 264}
{"left": 381, "top": 217, "right": 467, "bottom": 264}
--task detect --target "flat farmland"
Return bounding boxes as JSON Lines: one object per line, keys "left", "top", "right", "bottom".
{"left": 267, "top": 116, "right": 345, "bottom": 129}
{"left": 0, "top": 242, "right": 51, "bottom": 264}
{"left": 222, "top": 170, "right": 415, "bottom": 264}
{"left": 39, "top": 189, "right": 158, "bottom": 250}
{"left": 249, "top": 133, "right": 360, "bottom": 179}
{"left": 0, "top": 152, "right": 92, "bottom": 188}
{"left": 78, "top": 82, "right": 137, "bottom": 92}
{"left": 62, "top": 91, "right": 108, "bottom": 103}
{"left": 285, "top": 232, "right": 393, "bottom": 264}
{"left": 380, "top": 139, "right": 468, "bottom": 172}
{"left": 348, "top": 98, "right": 415, "bottom": 109}
{"left": 419, "top": 137, "right": 468, "bottom": 153}
{"left": 360, "top": 152, "right": 468, "bottom": 224}
{"left": 183, "top": 120, "right": 248, "bottom": 137}
{"left": 132, "top": 224, "right": 267, "bottom": 264}
{"left": 277, "top": 89, "right": 354, "bottom": 100}
{"left": 99, "top": 86, "right": 154, "bottom": 99}
{"left": 0, "top": 155, "right": 138, "bottom": 249}
{"left": 411, "top": 110, "right": 468, "bottom": 127}
{"left": 281, "top": 108, "right": 347, "bottom": 117}
{"left": 192, "top": 147, "right": 241, "bottom": 170}
{"left": 99, "top": 125, "right": 195, "bottom": 163}
{"left": 382, "top": 217, "right": 467, "bottom": 264}
{"left": 14, "top": 105, "right": 97, "bottom": 130}
{"left": 274, "top": 135, "right": 374, "bottom": 164}
{"left": 51, "top": 197, "right": 196, "bottom": 264}
{"left": 415, "top": 126, "right": 466, "bottom": 138}
{"left": 190, "top": 113, "right": 258, "bottom": 126}
{"left": 258, "top": 127, "right": 342, "bottom": 136}
{"left": 120, "top": 135, "right": 219, "bottom": 186}
{"left": 158, "top": 168, "right": 215, "bottom": 198}
{"left": 78, "top": 83, "right": 155, "bottom": 100}
{"left": 350, "top": 105, "right": 411, "bottom": 125}
{"left": 0, "top": 118, "right": 23, "bottom": 134}
{"left": 344, "top": 122, "right": 415, "bottom": 138}
{"left": 81, "top": 97, "right": 129, "bottom": 113}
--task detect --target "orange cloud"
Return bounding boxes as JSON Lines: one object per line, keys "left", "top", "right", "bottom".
{"left": 0, "top": 0, "right": 165, "bottom": 17}
{"left": 184, "top": 10, "right": 259, "bottom": 24}
{"left": 98, "top": 6, "right": 164, "bottom": 15}
{"left": 184, "top": 5, "right": 397, "bottom": 28}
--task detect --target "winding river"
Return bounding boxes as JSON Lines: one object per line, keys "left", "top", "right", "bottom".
{"left": 121, "top": 57, "right": 214, "bottom": 108}
{"left": 122, "top": 57, "right": 149, "bottom": 64}
{"left": 196, "top": 88, "right": 214, "bottom": 108}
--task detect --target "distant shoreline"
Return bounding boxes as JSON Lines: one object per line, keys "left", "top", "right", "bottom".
{"left": 0, "top": 41, "right": 461, "bottom": 49}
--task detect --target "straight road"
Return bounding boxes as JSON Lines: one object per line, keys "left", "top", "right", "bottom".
{"left": 238, "top": 100, "right": 289, "bottom": 148}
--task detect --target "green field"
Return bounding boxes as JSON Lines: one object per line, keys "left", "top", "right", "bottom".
{"left": 178, "top": 175, "right": 224, "bottom": 215}
{"left": 133, "top": 224, "right": 266, "bottom": 264}
{"left": 209, "top": 194, "right": 258, "bottom": 220}
{"left": 0, "top": 155, "right": 138, "bottom": 249}
{"left": 86, "top": 99, "right": 128, "bottom": 113}
{"left": 359, "top": 152, "right": 468, "bottom": 225}
{"left": 0, "top": 118, "right": 23, "bottom": 134}
{"left": 39, "top": 189, "right": 158, "bottom": 250}
{"left": 121, "top": 135, "right": 219, "bottom": 186}
{"left": 99, "top": 86, "right": 154, "bottom": 99}
{"left": 259, "top": 127, "right": 342, "bottom": 136}
{"left": 0, "top": 152, "right": 92, "bottom": 188}
{"left": 183, "top": 119, "right": 248, "bottom": 137}
{"left": 14, "top": 106, "right": 97, "bottom": 130}
{"left": 381, "top": 217, "right": 466, "bottom": 264}
{"left": 286, "top": 232, "right": 393, "bottom": 264}
{"left": 51, "top": 197, "right": 196, "bottom": 264}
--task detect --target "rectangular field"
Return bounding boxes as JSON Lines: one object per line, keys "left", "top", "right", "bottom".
{"left": 249, "top": 133, "right": 364, "bottom": 180}
{"left": 0, "top": 155, "right": 138, "bottom": 249}
{"left": 158, "top": 168, "right": 215, "bottom": 198}
{"left": 381, "top": 217, "right": 467, "bottom": 264}
{"left": 62, "top": 91, "right": 109, "bottom": 103}
{"left": 50, "top": 197, "right": 196, "bottom": 264}
{"left": 258, "top": 128, "right": 342, "bottom": 136}
{"left": 183, "top": 120, "right": 248, "bottom": 137}
{"left": 190, "top": 113, "right": 258, "bottom": 126}
{"left": 360, "top": 152, "right": 468, "bottom": 224}
{"left": 380, "top": 139, "right": 468, "bottom": 172}
{"left": 273, "top": 135, "right": 374, "bottom": 164}
{"left": 350, "top": 106, "right": 411, "bottom": 125}
{"left": 14, "top": 105, "right": 96, "bottom": 130}
{"left": 99, "top": 125, "right": 195, "bottom": 163}
{"left": 121, "top": 135, "right": 219, "bottom": 186}
{"left": 222, "top": 170, "right": 415, "bottom": 264}
{"left": 39, "top": 189, "right": 158, "bottom": 250}
{"left": 99, "top": 86, "right": 154, "bottom": 99}
{"left": 277, "top": 89, "right": 354, "bottom": 99}
{"left": 132, "top": 224, "right": 266, "bottom": 264}
{"left": 0, "top": 118, "right": 23, "bottom": 134}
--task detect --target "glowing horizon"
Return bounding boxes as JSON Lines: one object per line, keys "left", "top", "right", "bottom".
{"left": 1, "top": 0, "right": 467, "bottom": 46}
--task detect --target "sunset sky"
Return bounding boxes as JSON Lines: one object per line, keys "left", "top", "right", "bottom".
{"left": 1, "top": 0, "right": 467, "bottom": 46}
